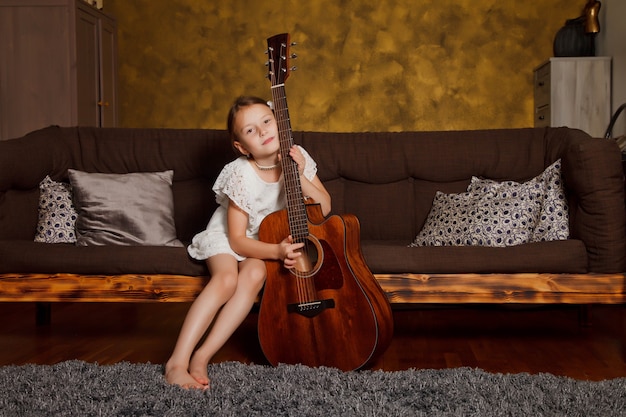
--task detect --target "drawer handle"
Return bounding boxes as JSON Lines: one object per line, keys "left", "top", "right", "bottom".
{"left": 538, "top": 81, "right": 545, "bottom": 87}
{"left": 538, "top": 115, "right": 545, "bottom": 120}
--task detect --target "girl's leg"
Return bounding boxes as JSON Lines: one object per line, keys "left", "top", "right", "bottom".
{"left": 164, "top": 254, "right": 238, "bottom": 389}
{"left": 188, "top": 258, "right": 266, "bottom": 383}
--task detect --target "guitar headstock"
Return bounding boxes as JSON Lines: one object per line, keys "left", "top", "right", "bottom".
{"left": 266, "top": 33, "right": 295, "bottom": 87}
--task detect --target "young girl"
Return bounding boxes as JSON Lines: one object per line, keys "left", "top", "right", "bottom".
{"left": 165, "top": 96, "right": 332, "bottom": 389}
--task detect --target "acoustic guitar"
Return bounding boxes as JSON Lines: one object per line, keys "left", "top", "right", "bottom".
{"left": 257, "top": 33, "right": 393, "bottom": 371}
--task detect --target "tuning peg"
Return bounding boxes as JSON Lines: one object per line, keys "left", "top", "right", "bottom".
{"left": 290, "top": 66, "right": 298, "bottom": 71}
{"left": 290, "top": 53, "right": 298, "bottom": 59}
{"left": 290, "top": 42, "right": 297, "bottom": 46}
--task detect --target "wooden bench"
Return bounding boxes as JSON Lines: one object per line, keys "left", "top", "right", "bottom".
{"left": 1, "top": 272, "right": 624, "bottom": 324}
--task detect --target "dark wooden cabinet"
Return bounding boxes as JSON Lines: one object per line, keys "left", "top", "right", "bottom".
{"left": 0, "top": 0, "right": 117, "bottom": 140}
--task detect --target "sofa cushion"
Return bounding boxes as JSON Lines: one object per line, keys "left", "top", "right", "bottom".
{"left": 0, "top": 239, "right": 587, "bottom": 276}
{"left": 362, "top": 239, "right": 588, "bottom": 274}
{"left": 68, "top": 169, "right": 183, "bottom": 247}
{"left": 34, "top": 176, "right": 77, "bottom": 244}
{"left": 0, "top": 241, "right": 207, "bottom": 276}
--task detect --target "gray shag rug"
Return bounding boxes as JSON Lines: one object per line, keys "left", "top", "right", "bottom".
{"left": 0, "top": 360, "right": 625, "bottom": 416}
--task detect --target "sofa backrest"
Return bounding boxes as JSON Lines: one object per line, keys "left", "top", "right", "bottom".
{"left": 297, "top": 129, "right": 554, "bottom": 241}
{"left": 296, "top": 127, "right": 625, "bottom": 272}
{"left": 0, "top": 126, "right": 234, "bottom": 243}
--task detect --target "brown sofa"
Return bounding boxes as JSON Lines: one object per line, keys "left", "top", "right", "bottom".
{"left": 1, "top": 125, "right": 625, "bottom": 321}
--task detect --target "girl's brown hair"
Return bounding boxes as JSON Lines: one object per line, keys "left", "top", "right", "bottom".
{"left": 226, "top": 96, "right": 271, "bottom": 156}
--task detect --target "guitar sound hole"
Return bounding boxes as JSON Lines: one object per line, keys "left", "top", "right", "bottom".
{"left": 291, "top": 235, "right": 323, "bottom": 278}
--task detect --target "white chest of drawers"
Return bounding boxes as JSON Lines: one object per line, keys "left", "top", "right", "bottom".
{"left": 534, "top": 57, "right": 611, "bottom": 138}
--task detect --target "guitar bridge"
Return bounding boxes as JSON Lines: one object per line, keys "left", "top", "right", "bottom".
{"left": 287, "top": 298, "right": 335, "bottom": 318}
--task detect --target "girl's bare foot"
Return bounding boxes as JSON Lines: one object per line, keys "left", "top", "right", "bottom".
{"left": 165, "top": 363, "right": 208, "bottom": 390}
{"left": 188, "top": 353, "right": 210, "bottom": 386}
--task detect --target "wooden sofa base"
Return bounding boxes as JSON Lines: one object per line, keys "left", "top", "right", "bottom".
{"left": 1, "top": 272, "right": 624, "bottom": 325}
{"left": 377, "top": 273, "right": 626, "bottom": 304}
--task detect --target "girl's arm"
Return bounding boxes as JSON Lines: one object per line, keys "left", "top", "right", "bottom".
{"left": 227, "top": 201, "right": 303, "bottom": 268}
{"left": 289, "top": 146, "right": 332, "bottom": 216}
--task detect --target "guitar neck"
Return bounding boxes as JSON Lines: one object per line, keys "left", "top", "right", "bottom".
{"left": 271, "top": 85, "right": 309, "bottom": 243}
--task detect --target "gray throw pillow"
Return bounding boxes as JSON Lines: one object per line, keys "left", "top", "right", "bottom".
{"left": 68, "top": 169, "right": 183, "bottom": 247}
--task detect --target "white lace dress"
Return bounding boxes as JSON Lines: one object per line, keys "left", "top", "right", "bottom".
{"left": 187, "top": 146, "right": 317, "bottom": 261}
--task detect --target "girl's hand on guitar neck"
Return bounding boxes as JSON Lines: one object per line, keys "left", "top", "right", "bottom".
{"left": 288, "top": 145, "right": 306, "bottom": 176}
{"left": 279, "top": 235, "right": 304, "bottom": 269}
{"left": 284, "top": 145, "right": 332, "bottom": 217}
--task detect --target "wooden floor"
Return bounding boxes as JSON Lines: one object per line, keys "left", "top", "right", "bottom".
{"left": 0, "top": 302, "right": 624, "bottom": 381}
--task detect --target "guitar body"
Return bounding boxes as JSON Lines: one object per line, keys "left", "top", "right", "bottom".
{"left": 257, "top": 203, "right": 393, "bottom": 371}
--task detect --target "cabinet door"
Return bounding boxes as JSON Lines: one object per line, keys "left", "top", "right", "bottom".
{"left": 551, "top": 59, "right": 611, "bottom": 138}
{"left": 76, "top": 7, "right": 100, "bottom": 127}
{"left": 99, "top": 16, "right": 118, "bottom": 127}
{"left": 75, "top": 3, "right": 117, "bottom": 128}
{"left": 0, "top": 4, "right": 74, "bottom": 139}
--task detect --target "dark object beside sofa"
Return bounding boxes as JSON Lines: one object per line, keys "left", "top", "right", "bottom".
{"left": 0, "top": 125, "right": 625, "bottom": 318}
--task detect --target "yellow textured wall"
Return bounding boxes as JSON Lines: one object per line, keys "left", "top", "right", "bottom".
{"left": 105, "top": 0, "right": 580, "bottom": 132}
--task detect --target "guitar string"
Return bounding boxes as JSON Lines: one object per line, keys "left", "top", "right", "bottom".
{"left": 276, "top": 99, "right": 313, "bottom": 302}
{"left": 270, "top": 46, "right": 315, "bottom": 304}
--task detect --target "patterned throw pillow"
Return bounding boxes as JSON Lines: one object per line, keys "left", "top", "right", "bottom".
{"left": 469, "top": 160, "right": 569, "bottom": 243}
{"left": 410, "top": 189, "right": 542, "bottom": 247}
{"left": 410, "top": 160, "right": 569, "bottom": 247}
{"left": 531, "top": 161, "right": 570, "bottom": 242}
{"left": 34, "top": 176, "right": 77, "bottom": 243}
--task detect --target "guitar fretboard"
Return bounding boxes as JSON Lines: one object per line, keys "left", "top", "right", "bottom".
{"left": 270, "top": 82, "right": 309, "bottom": 244}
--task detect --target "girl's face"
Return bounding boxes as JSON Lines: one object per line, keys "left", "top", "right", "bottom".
{"left": 232, "top": 104, "right": 279, "bottom": 159}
